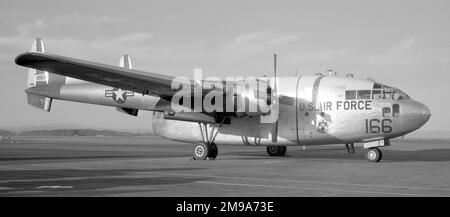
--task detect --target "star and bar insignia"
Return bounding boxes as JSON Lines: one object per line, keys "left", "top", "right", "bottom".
{"left": 105, "top": 88, "right": 134, "bottom": 104}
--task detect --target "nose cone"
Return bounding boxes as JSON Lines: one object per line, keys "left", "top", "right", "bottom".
{"left": 400, "top": 100, "right": 431, "bottom": 134}
{"left": 421, "top": 103, "right": 431, "bottom": 125}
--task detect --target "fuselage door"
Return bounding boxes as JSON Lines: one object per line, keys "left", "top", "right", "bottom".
{"left": 296, "top": 75, "right": 323, "bottom": 144}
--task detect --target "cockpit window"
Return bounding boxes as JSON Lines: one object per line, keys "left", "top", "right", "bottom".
{"left": 346, "top": 90, "right": 371, "bottom": 100}
{"left": 345, "top": 90, "right": 356, "bottom": 100}
{"left": 372, "top": 83, "right": 409, "bottom": 100}
{"left": 392, "top": 89, "right": 409, "bottom": 100}
{"left": 345, "top": 83, "right": 410, "bottom": 101}
{"left": 383, "top": 90, "right": 392, "bottom": 99}
{"left": 357, "top": 90, "right": 371, "bottom": 99}
{"left": 372, "top": 90, "right": 382, "bottom": 99}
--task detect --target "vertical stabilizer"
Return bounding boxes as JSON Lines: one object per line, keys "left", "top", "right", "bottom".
{"left": 25, "top": 38, "right": 55, "bottom": 112}
{"left": 116, "top": 55, "right": 138, "bottom": 116}
{"left": 119, "top": 54, "right": 132, "bottom": 69}
{"left": 27, "top": 38, "right": 48, "bottom": 88}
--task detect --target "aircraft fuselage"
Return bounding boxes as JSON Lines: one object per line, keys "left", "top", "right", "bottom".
{"left": 26, "top": 74, "right": 430, "bottom": 147}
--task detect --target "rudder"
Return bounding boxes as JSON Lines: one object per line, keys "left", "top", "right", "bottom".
{"left": 27, "top": 38, "right": 48, "bottom": 88}
{"left": 26, "top": 38, "right": 57, "bottom": 112}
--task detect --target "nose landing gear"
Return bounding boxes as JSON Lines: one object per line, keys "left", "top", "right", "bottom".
{"left": 366, "top": 147, "right": 382, "bottom": 162}
{"left": 363, "top": 139, "right": 389, "bottom": 163}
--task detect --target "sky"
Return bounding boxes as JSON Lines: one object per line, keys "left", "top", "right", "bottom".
{"left": 0, "top": 0, "right": 449, "bottom": 132}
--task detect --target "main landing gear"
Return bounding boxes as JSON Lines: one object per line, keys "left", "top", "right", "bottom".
{"left": 192, "top": 122, "right": 223, "bottom": 160}
{"left": 266, "top": 146, "right": 287, "bottom": 156}
{"left": 193, "top": 142, "right": 218, "bottom": 160}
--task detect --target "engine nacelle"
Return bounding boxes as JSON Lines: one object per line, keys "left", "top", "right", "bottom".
{"left": 231, "top": 77, "right": 273, "bottom": 117}
{"left": 171, "top": 77, "right": 274, "bottom": 117}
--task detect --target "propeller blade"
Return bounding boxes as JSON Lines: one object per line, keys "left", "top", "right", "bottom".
{"left": 271, "top": 53, "right": 279, "bottom": 143}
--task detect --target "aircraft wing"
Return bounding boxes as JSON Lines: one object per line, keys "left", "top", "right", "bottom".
{"left": 15, "top": 52, "right": 187, "bottom": 99}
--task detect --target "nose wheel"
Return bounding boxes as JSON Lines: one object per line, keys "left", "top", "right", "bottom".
{"left": 366, "top": 147, "right": 382, "bottom": 162}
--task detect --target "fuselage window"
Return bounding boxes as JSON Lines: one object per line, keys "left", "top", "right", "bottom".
{"left": 345, "top": 90, "right": 356, "bottom": 100}
{"left": 393, "top": 104, "right": 400, "bottom": 118}
{"left": 383, "top": 90, "right": 392, "bottom": 99}
{"left": 392, "top": 89, "right": 410, "bottom": 100}
{"left": 392, "top": 91, "right": 400, "bottom": 100}
{"left": 382, "top": 107, "right": 391, "bottom": 118}
{"left": 372, "top": 82, "right": 410, "bottom": 100}
{"left": 357, "top": 90, "right": 371, "bottom": 99}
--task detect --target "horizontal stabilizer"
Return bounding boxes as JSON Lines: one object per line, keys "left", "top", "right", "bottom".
{"left": 27, "top": 93, "right": 52, "bottom": 112}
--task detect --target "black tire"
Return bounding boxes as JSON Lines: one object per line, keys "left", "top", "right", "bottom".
{"left": 366, "top": 147, "right": 382, "bottom": 162}
{"left": 193, "top": 142, "right": 209, "bottom": 160}
{"left": 266, "top": 146, "right": 287, "bottom": 156}
{"left": 278, "top": 146, "right": 287, "bottom": 156}
{"left": 208, "top": 143, "right": 218, "bottom": 160}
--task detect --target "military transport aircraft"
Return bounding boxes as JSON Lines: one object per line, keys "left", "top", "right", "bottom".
{"left": 15, "top": 38, "right": 431, "bottom": 162}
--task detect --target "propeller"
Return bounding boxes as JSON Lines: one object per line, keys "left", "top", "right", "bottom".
{"left": 271, "top": 53, "right": 279, "bottom": 143}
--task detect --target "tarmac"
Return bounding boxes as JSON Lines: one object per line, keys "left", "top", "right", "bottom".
{"left": 0, "top": 136, "right": 449, "bottom": 196}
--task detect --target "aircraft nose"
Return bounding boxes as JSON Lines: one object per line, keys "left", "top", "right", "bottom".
{"left": 421, "top": 103, "right": 431, "bottom": 124}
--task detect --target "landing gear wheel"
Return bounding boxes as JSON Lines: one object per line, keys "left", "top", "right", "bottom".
{"left": 366, "top": 147, "right": 382, "bottom": 162}
{"left": 208, "top": 143, "right": 218, "bottom": 160}
{"left": 193, "top": 142, "right": 209, "bottom": 160}
{"left": 266, "top": 146, "right": 287, "bottom": 156}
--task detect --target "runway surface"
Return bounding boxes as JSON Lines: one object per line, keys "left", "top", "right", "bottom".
{"left": 0, "top": 136, "right": 449, "bottom": 196}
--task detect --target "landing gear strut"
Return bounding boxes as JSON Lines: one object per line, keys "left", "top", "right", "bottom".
{"left": 345, "top": 143, "right": 355, "bottom": 154}
{"left": 266, "top": 146, "right": 287, "bottom": 156}
{"left": 192, "top": 121, "right": 223, "bottom": 160}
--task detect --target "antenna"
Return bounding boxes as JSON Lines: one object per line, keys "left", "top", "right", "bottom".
{"left": 273, "top": 53, "right": 277, "bottom": 89}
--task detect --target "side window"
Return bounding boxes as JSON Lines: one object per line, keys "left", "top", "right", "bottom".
{"left": 357, "top": 90, "right": 371, "bottom": 99}
{"left": 372, "top": 90, "right": 382, "bottom": 99}
{"left": 383, "top": 90, "right": 392, "bottom": 100}
{"left": 382, "top": 107, "right": 391, "bottom": 118}
{"left": 392, "top": 91, "right": 401, "bottom": 100}
{"left": 393, "top": 104, "right": 400, "bottom": 118}
{"left": 345, "top": 90, "right": 356, "bottom": 100}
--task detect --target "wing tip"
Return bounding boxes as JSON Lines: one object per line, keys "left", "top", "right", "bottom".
{"left": 15, "top": 52, "right": 47, "bottom": 67}
{"left": 15, "top": 52, "right": 29, "bottom": 66}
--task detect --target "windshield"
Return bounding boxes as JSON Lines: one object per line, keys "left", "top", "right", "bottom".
{"left": 372, "top": 83, "right": 409, "bottom": 100}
